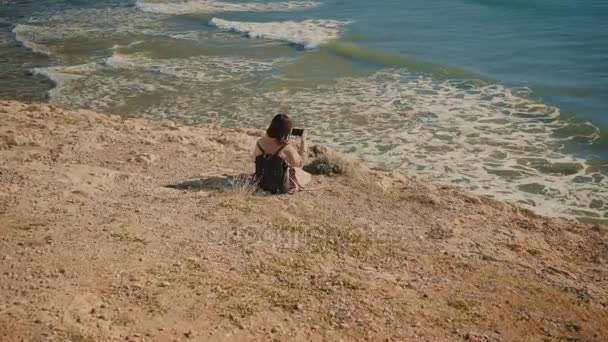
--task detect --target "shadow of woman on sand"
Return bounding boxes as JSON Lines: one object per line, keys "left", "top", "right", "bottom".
{"left": 166, "top": 174, "right": 258, "bottom": 193}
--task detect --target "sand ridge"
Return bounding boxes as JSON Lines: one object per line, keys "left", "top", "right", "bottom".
{"left": 0, "top": 100, "right": 607, "bottom": 341}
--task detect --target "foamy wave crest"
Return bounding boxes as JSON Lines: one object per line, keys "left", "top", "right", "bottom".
{"left": 210, "top": 18, "right": 350, "bottom": 48}
{"left": 103, "top": 52, "right": 276, "bottom": 82}
{"left": 0, "top": 34, "right": 9, "bottom": 46}
{"left": 34, "top": 62, "right": 177, "bottom": 111}
{"left": 35, "top": 53, "right": 281, "bottom": 115}
{"left": 111, "top": 41, "right": 145, "bottom": 51}
{"left": 13, "top": 24, "right": 54, "bottom": 56}
{"left": 15, "top": 8, "right": 167, "bottom": 52}
{"left": 136, "top": 0, "right": 319, "bottom": 14}
{"left": 33, "top": 63, "right": 100, "bottom": 98}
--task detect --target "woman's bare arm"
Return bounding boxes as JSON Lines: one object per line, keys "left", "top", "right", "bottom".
{"left": 281, "top": 145, "right": 303, "bottom": 168}
{"left": 297, "top": 129, "right": 309, "bottom": 165}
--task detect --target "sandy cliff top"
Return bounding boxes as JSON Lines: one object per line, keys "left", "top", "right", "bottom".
{"left": 0, "top": 100, "right": 607, "bottom": 341}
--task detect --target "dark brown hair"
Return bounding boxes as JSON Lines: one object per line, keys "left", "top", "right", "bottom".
{"left": 266, "top": 113, "right": 293, "bottom": 143}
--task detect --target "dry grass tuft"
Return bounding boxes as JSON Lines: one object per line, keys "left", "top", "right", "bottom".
{"left": 0, "top": 318, "right": 37, "bottom": 341}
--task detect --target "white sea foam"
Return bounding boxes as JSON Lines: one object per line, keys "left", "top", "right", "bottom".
{"left": 14, "top": 7, "right": 254, "bottom": 57}
{"left": 33, "top": 63, "right": 100, "bottom": 98}
{"left": 0, "top": 34, "right": 9, "bottom": 46}
{"left": 111, "top": 41, "right": 146, "bottom": 51}
{"left": 13, "top": 24, "right": 54, "bottom": 56}
{"left": 103, "top": 52, "right": 276, "bottom": 82}
{"left": 136, "top": 0, "right": 319, "bottom": 14}
{"left": 210, "top": 18, "right": 350, "bottom": 48}
{"left": 13, "top": 8, "right": 168, "bottom": 56}
{"left": 34, "top": 61, "right": 177, "bottom": 111}
{"left": 36, "top": 52, "right": 281, "bottom": 115}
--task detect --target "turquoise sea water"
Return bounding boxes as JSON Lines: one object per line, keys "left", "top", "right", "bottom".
{"left": 1, "top": 0, "right": 607, "bottom": 221}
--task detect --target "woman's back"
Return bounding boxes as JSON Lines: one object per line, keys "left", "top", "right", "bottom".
{"left": 254, "top": 137, "right": 291, "bottom": 194}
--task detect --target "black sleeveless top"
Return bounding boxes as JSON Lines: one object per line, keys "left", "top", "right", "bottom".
{"left": 254, "top": 142, "right": 290, "bottom": 194}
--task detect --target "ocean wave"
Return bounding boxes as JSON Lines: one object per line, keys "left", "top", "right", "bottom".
{"left": 34, "top": 52, "right": 282, "bottom": 115}
{"left": 110, "top": 41, "right": 146, "bottom": 51}
{"left": 13, "top": 8, "right": 167, "bottom": 53}
{"left": 11, "top": 7, "right": 189, "bottom": 58}
{"left": 103, "top": 52, "right": 277, "bottom": 82}
{"left": 210, "top": 18, "right": 351, "bottom": 49}
{"left": 13, "top": 24, "right": 55, "bottom": 56}
{"left": 32, "top": 63, "right": 100, "bottom": 98}
{"left": 326, "top": 41, "right": 487, "bottom": 80}
{"left": 0, "top": 34, "right": 10, "bottom": 46}
{"left": 33, "top": 61, "right": 177, "bottom": 111}
{"left": 136, "top": 0, "right": 320, "bottom": 14}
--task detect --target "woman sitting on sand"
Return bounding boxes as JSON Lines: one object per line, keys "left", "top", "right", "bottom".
{"left": 254, "top": 113, "right": 311, "bottom": 193}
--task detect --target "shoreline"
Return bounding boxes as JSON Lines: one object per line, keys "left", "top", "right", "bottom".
{"left": 1, "top": 100, "right": 607, "bottom": 340}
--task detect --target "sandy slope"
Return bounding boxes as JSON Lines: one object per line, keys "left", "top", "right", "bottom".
{"left": 0, "top": 100, "right": 607, "bottom": 341}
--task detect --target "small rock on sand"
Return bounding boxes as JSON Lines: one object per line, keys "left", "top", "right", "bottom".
{"left": 133, "top": 153, "right": 159, "bottom": 164}
{"left": 1, "top": 132, "right": 34, "bottom": 147}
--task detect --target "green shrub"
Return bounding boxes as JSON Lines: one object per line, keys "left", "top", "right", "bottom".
{"left": 304, "top": 145, "right": 357, "bottom": 177}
